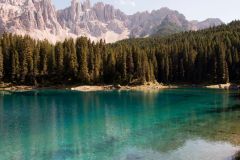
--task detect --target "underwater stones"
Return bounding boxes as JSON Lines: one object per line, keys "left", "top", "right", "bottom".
{"left": 94, "top": 136, "right": 118, "bottom": 152}
{"left": 43, "top": 148, "right": 80, "bottom": 160}
{"left": 126, "top": 154, "right": 144, "bottom": 160}
{"left": 206, "top": 105, "right": 240, "bottom": 114}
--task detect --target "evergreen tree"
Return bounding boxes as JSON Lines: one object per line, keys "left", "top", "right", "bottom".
{"left": 88, "top": 45, "right": 94, "bottom": 81}
{"left": 20, "top": 40, "right": 32, "bottom": 83}
{"left": 118, "top": 50, "right": 127, "bottom": 82}
{"left": 10, "top": 48, "right": 19, "bottom": 82}
{"left": 69, "top": 39, "right": 78, "bottom": 78}
{"left": 39, "top": 41, "right": 49, "bottom": 76}
{"left": 55, "top": 42, "right": 64, "bottom": 77}
{"left": 126, "top": 49, "right": 134, "bottom": 82}
{"left": 0, "top": 21, "right": 240, "bottom": 85}
{"left": 48, "top": 47, "right": 56, "bottom": 76}
{"left": 33, "top": 45, "right": 40, "bottom": 85}
{"left": 0, "top": 46, "right": 3, "bottom": 81}
{"left": 93, "top": 45, "right": 101, "bottom": 83}
{"left": 216, "top": 43, "right": 229, "bottom": 83}
{"left": 76, "top": 37, "right": 89, "bottom": 83}
{"left": 2, "top": 34, "right": 11, "bottom": 81}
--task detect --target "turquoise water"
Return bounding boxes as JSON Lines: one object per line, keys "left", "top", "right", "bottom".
{"left": 0, "top": 89, "right": 240, "bottom": 160}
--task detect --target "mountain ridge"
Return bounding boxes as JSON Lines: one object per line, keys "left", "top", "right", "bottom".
{"left": 0, "top": 0, "right": 223, "bottom": 43}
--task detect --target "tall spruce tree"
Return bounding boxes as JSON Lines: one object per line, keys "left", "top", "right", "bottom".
{"left": 0, "top": 46, "right": 3, "bottom": 81}
{"left": 10, "top": 48, "right": 19, "bottom": 82}
{"left": 55, "top": 42, "right": 64, "bottom": 77}
{"left": 216, "top": 43, "right": 229, "bottom": 83}
{"left": 76, "top": 37, "right": 89, "bottom": 83}
{"left": 39, "top": 41, "right": 49, "bottom": 77}
{"left": 69, "top": 39, "right": 78, "bottom": 78}
{"left": 126, "top": 49, "right": 134, "bottom": 82}
{"left": 33, "top": 45, "right": 40, "bottom": 85}
{"left": 93, "top": 45, "right": 101, "bottom": 83}
{"left": 104, "top": 51, "right": 116, "bottom": 83}
{"left": 20, "top": 40, "right": 31, "bottom": 83}
{"left": 2, "top": 34, "right": 11, "bottom": 81}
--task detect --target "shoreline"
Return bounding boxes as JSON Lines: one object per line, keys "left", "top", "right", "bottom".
{"left": 0, "top": 82, "right": 239, "bottom": 92}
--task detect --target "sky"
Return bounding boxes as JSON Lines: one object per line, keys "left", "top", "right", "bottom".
{"left": 53, "top": 0, "right": 240, "bottom": 23}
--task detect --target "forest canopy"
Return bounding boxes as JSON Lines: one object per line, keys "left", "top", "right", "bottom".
{"left": 0, "top": 21, "right": 240, "bottom": 86}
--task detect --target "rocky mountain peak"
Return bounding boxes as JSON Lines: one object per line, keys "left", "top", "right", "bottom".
{"left": 189, "top": 18, "right": 223, "bottom": 31}
{"left": 82, "top": 0, "right": 91, "bottom": 10}
{"left": 197, "top": 18, "right": 223, "bottom": 29}
{"left": 93, "top": 2, "right": 126, "bottom": 22}
{"left": 0, "top": 0, "right": 25, "bottom": 5}
{"left": 70, "top": 0, "right": 81, "bottom": 21}
{"left": 0, "top": 0, "right": 224, "bottom": 43}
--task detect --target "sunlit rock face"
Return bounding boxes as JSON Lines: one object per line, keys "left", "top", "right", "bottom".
{"left": 0, "top": 0, "right": 64, "bottom": 42}
{"left": 0, "top": 0, "right": 223, "bottom": 43}
{"left": 57, "top": 1, "right": 129, "bottom": 42}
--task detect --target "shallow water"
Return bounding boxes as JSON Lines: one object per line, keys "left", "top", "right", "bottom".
{"left": 0, "top": 89, "right": 239, "bottom": 160}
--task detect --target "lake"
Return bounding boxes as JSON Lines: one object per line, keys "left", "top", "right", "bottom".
{"left": 0, "top": 89, "right": 239, "bottom": 160}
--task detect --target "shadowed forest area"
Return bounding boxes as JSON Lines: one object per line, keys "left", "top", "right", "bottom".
{"left": 0, "top": 21, "right": 240, "bottom": 86}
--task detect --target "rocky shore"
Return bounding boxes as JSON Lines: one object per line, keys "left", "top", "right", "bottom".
{"left": 70, "top": 83, "right": 240, "bottom": 92}
{"left": 70, "top": 83, "right": 177, "bottom": 92}
{"left": 205, "top": 83, "right": 240, "bottom": 90}
{"left": 0, "top": 83, "right": 35, "bottom": 92}
{"left": 0, "top": 82, "right": 239, "bottom": 92}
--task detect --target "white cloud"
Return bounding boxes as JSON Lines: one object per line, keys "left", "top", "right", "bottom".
{"left": 117, "top": 0, "right": 136, "bottom": 7}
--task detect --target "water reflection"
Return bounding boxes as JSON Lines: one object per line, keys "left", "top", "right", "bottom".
{"left": 0, "top": 89, "right": 239, "bottom": 160}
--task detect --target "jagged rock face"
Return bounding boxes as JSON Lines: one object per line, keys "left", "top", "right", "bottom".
{"left": 189, "top": 18, "right": 223, "bottom": 31}
{"left": 128, "top": 8, "right": 177, "bottom": 37}
{"left": 195, "top": 18, "right": 223, "bottom": 30}
{"left": 57, "top": 1, "right": 128, "bottom": 41}
{"left": 0, "top": 0, "right": 224, "bottom": 43}
{"left": 0, "top": 0, "right": 25, "bottom": 6}
{"left": 0, "top": 0, "right": 62, "bottom": 38}
{"left": 35, "top": 0, "right": 62, "bottom": 34}
{"left": 127, "top": 7, "right": 222, "bottom": 37}
{"left": 93, "top": 2, "right": 127, "bottom": 22}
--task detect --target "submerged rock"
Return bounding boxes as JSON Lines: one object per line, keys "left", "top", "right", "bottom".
{"left": 94, "top": 136, "right": 118, "bottom": 152}
{"left": 206, "top": 104, "right": 240, "bottom": 114}
{"left": 43, "top": 148, "right": 80, "bottom": 160}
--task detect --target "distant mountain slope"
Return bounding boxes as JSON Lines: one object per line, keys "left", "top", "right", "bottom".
{"left": 0, "top": 0, "right": 224, "bottom": 43}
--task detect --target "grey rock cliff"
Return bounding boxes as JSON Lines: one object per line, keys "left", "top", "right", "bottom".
{"left": 0, "top": 0, "right": 224, "bottom": 43}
